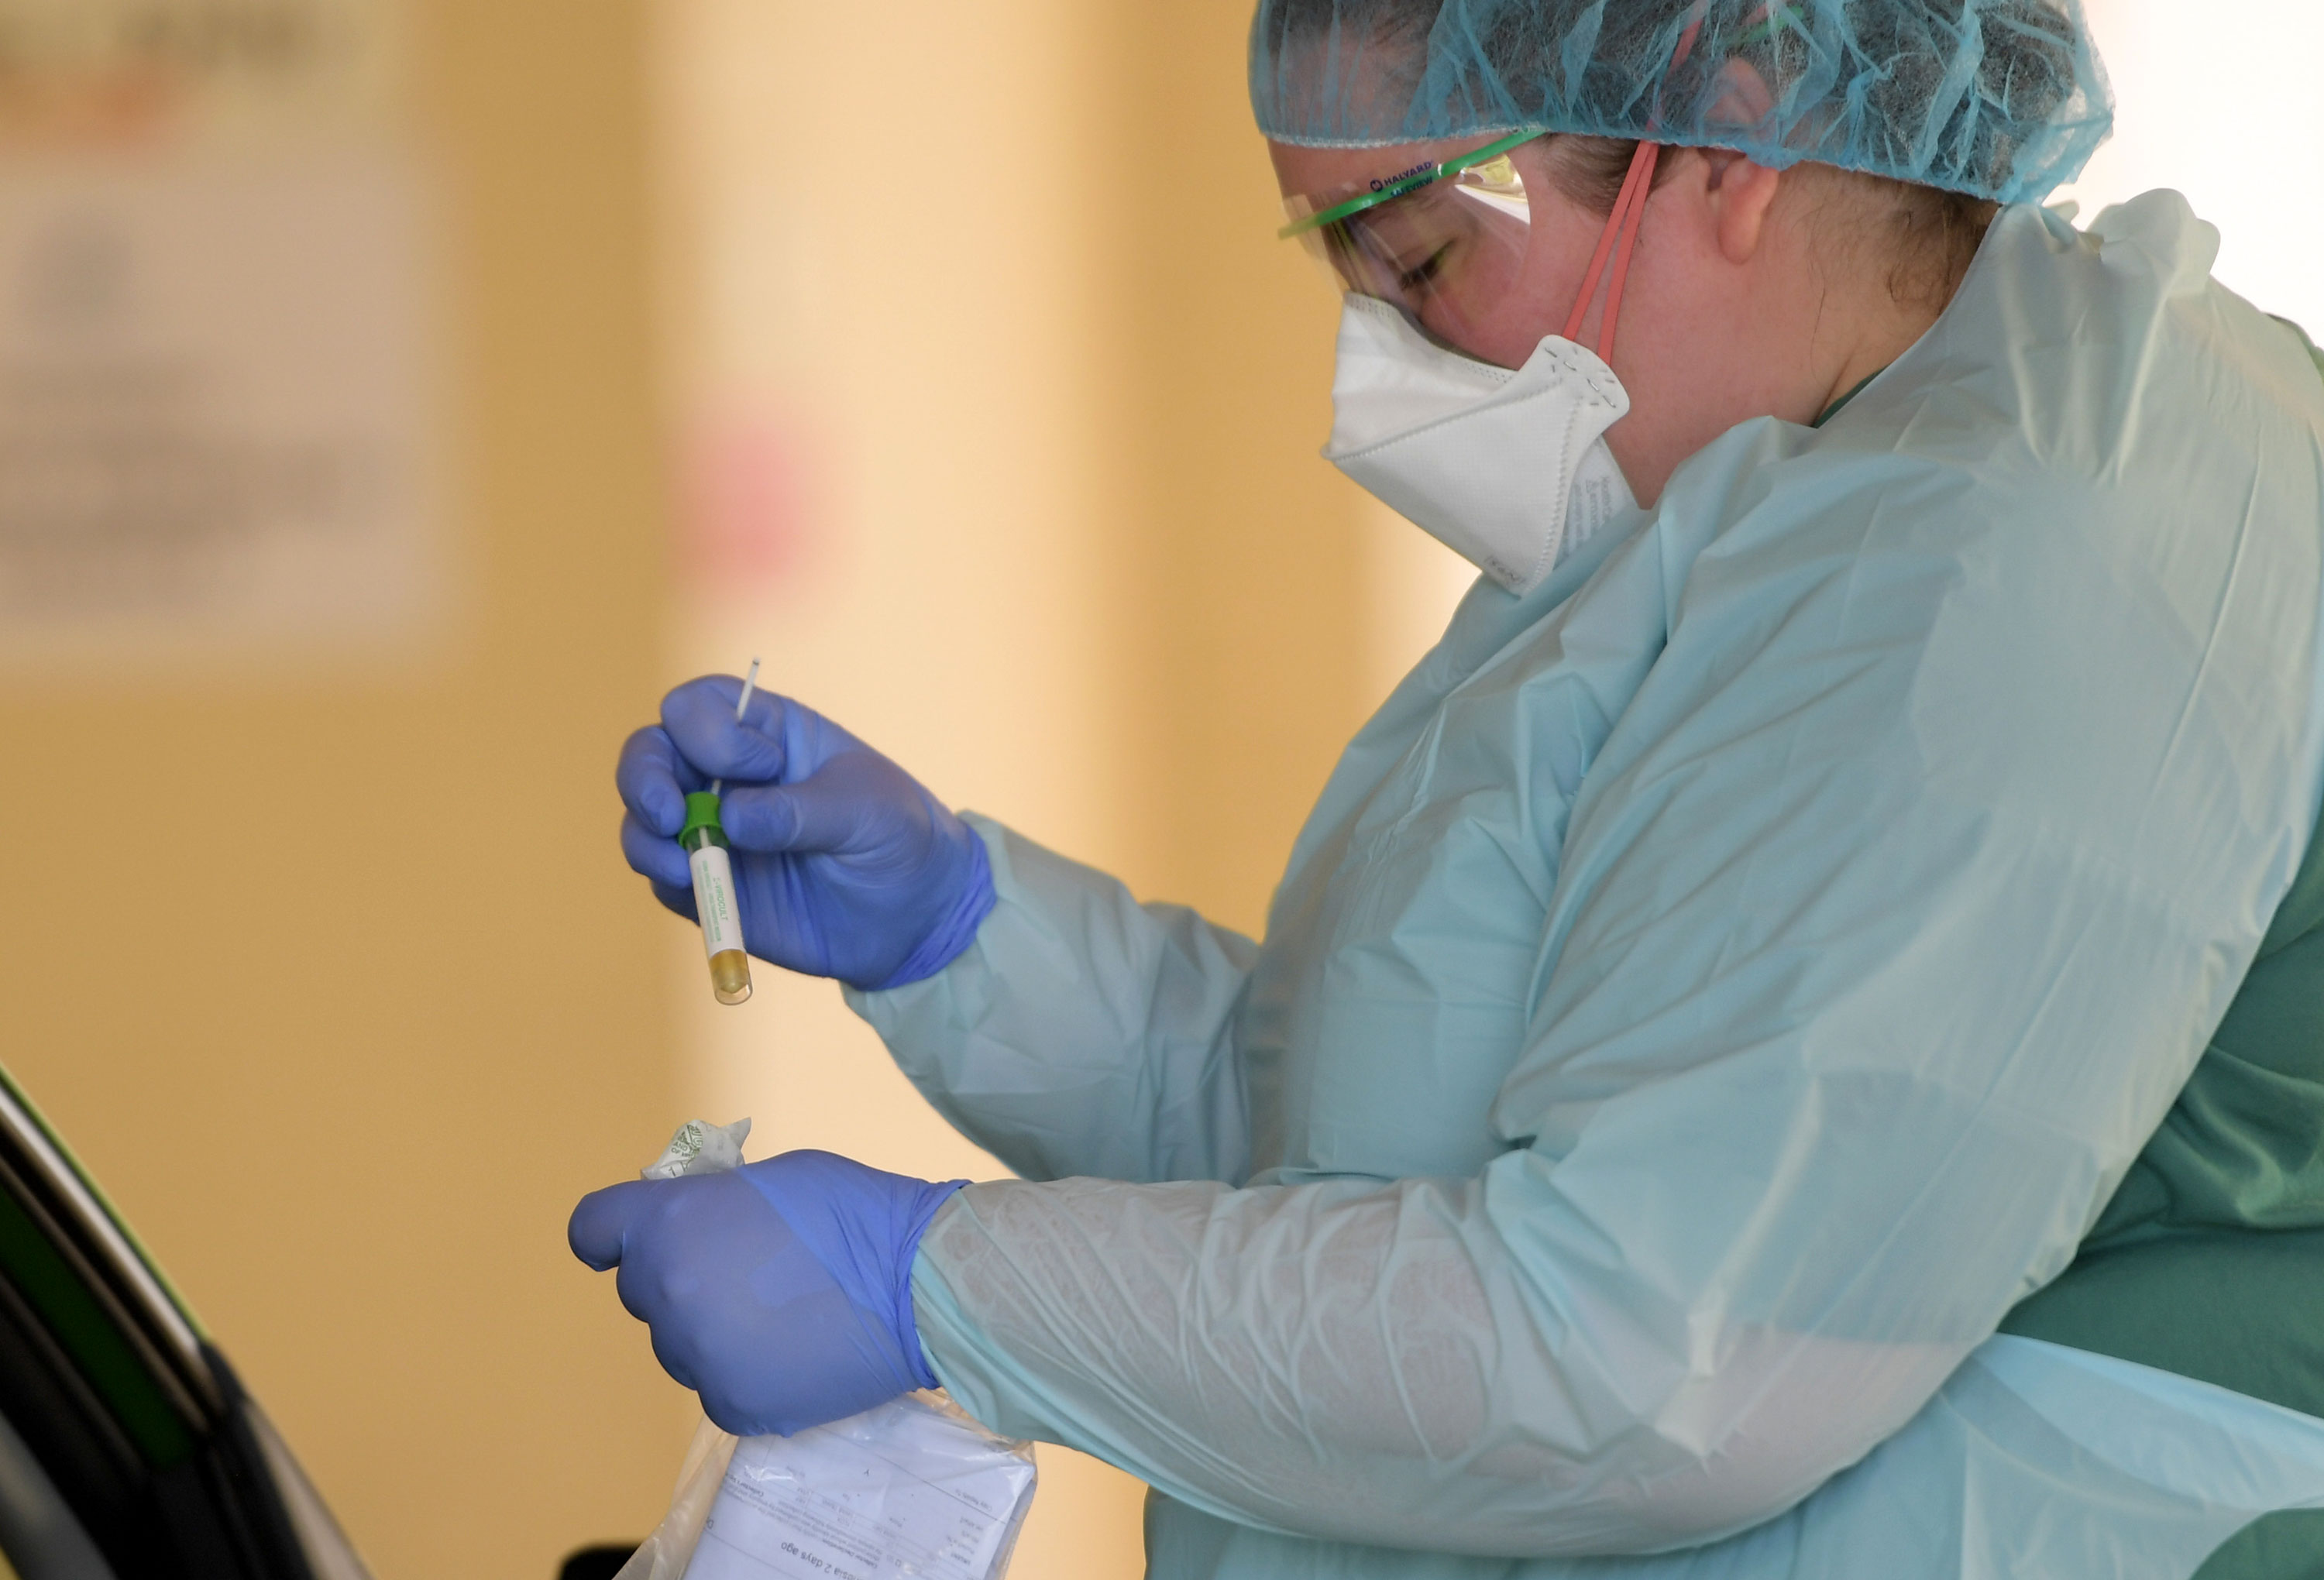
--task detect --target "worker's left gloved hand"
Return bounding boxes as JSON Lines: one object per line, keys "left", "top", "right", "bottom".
{"left": 568, "top": 1150, "right": 965, "bottom": 1437}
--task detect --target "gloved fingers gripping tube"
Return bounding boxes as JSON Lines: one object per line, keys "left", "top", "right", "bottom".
{"left": 619, "top": 675, "right": 998, "bottom": 991}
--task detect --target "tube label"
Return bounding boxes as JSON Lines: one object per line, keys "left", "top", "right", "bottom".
{"left": 689, "top": 844, "right": 747, "bottom": 959}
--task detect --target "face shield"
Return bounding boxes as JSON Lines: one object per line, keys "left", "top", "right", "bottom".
{"left": 1278, "top": 131, "right": 1661, "bottom": 370}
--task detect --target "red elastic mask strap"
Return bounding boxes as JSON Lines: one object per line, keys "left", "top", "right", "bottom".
{"left": 1560, "top": 139, "right": 1661, "bottom": 361}
{"left": 1559, "top": 0, "right": 1702, "bottom": 362}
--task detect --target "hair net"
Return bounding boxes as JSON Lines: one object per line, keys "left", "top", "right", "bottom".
{"left": 1250, "top": 0, "right": 2112, "bottom": 204}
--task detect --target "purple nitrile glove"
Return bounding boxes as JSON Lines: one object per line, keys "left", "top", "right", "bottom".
{"left": 569, "top": 1149, "right": 966, "bottom": 1437}
{"left": 617, "top": 675, "right": 995, "bottom": 991}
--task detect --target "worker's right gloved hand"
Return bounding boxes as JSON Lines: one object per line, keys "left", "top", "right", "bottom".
{"left": 617, "top": 675, "right": 995, "bottom": 991}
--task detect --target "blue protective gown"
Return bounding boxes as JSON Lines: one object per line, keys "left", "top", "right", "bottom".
{"left": 849, "top": 195, "right": 2324, "bottom": 1577}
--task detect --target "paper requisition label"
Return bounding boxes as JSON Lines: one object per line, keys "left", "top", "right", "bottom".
{"left": 683, "top": 1402, "right": 1034, "bottom": 1580}
{"left": 689, "top": 846, "right": 746, "bottom": 959}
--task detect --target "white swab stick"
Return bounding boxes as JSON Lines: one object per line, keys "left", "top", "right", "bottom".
{"left": 710, "top": 656, "right": 762, "bottom": 797}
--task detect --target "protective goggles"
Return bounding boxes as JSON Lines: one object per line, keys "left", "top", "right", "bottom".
{"left": 1278, "top": 131, "right": 1662, "bottom": 369}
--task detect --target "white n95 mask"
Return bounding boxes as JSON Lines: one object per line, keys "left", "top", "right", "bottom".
{"left": 1324, "top": 293, "right": 1641, "bottom": 596}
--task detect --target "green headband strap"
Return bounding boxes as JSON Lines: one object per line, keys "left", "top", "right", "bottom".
{"left": 1277, "top": 128, "right": 1542, "bottom": 240}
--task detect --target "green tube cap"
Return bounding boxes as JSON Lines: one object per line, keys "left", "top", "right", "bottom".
{"left": 679, "top": 791, "right": 726, "bottom": 842}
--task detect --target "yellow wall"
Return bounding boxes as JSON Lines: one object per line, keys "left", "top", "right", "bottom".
{"left": 1085, "top": 1, "right": 1380, "bottom": 923}
{"left": 0, "top": 2, "right": 694, "bottom": 1575}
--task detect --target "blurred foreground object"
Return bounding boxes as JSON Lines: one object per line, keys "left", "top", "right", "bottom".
{"left": 0, "top": 1059, "right": 373, "bottom": 1577}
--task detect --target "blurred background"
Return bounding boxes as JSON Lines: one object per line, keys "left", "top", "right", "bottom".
{"left": 0, "top": 0, "right": 2312, "bottom": 1575}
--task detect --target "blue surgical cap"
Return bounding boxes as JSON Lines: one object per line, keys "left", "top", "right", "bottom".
{"left": 1250, "top": 0, "right": 2112, "bottom": 204}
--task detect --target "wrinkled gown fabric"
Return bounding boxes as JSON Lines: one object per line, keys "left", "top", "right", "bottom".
{"left": 848, "top": 196, "right": 2324, "bottom": 1576}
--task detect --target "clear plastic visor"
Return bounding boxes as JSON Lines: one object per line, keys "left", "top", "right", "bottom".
{"left": 1280, "top": 131, "right": 1563, "bottom": 369}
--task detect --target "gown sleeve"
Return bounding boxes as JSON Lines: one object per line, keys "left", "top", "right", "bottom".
{"left": 902, "top": 395, "right": 2324, "bottom": 1555}
{"left": 845, "top": 814, "right": 1259, "bottom": 1186}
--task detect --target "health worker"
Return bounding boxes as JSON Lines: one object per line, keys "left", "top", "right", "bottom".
{"left": 573, "top": 2, "right": 2324, "bottom": 1575}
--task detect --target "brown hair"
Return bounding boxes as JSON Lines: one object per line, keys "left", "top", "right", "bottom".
{"left": 1543, "top": 135, "right": 1999, "bottom": 314}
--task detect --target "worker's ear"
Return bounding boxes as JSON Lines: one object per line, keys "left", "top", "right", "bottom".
{"left": 1697, "top": 58, "right": 1784, "bottom": 265}
{"left": 1698, "top": 148, "right": 1784, "bottom": 265}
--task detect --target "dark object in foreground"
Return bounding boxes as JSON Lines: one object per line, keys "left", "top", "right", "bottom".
{"left": 561, "top": 1544, "right": 640, "bottom": 1580}
{"left": 0, "top": 1067, "right": 371, "bottom": 1578}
